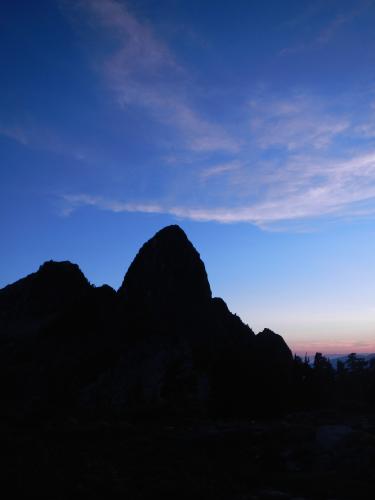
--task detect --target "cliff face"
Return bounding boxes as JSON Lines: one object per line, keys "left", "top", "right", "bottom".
{"left": 0, "top": 225, "right": 292, "bottom": 418}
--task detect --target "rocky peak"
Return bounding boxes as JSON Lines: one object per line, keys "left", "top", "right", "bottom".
{"left": 36, "top": 260, "right": 90, "bottom": 289}
{"left": 0, "top": 260, "right": 92, "bottom": 322}
{"left": 256, "top": 328, "right": 293, "bottom": 361}
{"left": 118, "top": 225, "right": 212, "bottom": 315}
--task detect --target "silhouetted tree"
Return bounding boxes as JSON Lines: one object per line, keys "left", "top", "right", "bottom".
{"left": 343, "top": 353, "right": 368, "bottom": 404}
{"left": 346, "top": 353, "right": 368, "bottom": 373}
{"left": 291, "top": 354, "right": 313, "bottom": 409}
{"left": 309, "top": 353, "right": 335, "bottom": 407}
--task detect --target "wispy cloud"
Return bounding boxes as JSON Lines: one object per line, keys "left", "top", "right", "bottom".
{"left": 315, "top": 13, "right": 350, "bottom": 46}
{"left": 59, "top": 4, "right": 375, "bottom": 232}
{"left": 0, "top": 121, "right": 87, "bottom": 160}
{"left": 249, "top": 94, "right": 350, "bottom": 150}
{"left": 200, "top": 161, "right": 242, "bottom": 180}
{"left": 0, "top": 125, "right": 29, "bottom": 145}
{"left": 355, "top": 121, "right": 375, "bottom": 138}
{"left": 61, "top": 147, "right": 375, "bottom": 226}
{"left": 280, "top": 2, "right": 371, "bottom": 55}
{"left": 75, "top": 0, "right": 239, "bottom": 153}
{"left": 61, "top": 193, "right": 166, "bottom": 217}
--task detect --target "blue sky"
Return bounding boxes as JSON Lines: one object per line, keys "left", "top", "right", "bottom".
{"left": 1, "top": 0, "right": 375, "bottom": 354}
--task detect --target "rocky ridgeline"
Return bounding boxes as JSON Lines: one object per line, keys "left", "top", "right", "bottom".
{"left": 0, "top": 225, "right": 292, "bottom": 418}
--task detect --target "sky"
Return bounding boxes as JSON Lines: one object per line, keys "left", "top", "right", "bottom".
{"left": 1, "top": 0, "right": 375, "bottom": 355}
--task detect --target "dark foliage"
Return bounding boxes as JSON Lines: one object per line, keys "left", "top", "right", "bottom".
{"left": 291, "top": 352, "right": 375, "bottom": 412}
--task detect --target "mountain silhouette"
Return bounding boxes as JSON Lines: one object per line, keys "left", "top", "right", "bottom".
{"left": 0, "top": 260, "right": 92, "bottom": 340}
{"left": 0, "top": 225, "right": 292, "bottom": 418}
{"left": 119, "top": 225, "right": 211, "bottom": 303}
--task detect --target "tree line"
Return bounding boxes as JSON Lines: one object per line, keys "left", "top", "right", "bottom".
{"left": 292, "top": 352, "right": 375, "bottom": 411}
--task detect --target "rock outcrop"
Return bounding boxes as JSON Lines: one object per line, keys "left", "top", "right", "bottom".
{"left": 0, "top": 260, "right": 92, "bottom": 339}
{"left": 119, "top": 225, "right": 212, "bottom": 310}
{"left": 0, "top": 225, "right": 293, "bottom": 418}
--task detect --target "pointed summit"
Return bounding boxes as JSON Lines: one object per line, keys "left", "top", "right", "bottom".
{"left": 0, "top": 227, "right": 294, "bottom": 417}
{"left": 152, "top": 224, "right": 188, "bottom": 239}
{"left": 118, "top": 225, "right": 212, "bottom": 318}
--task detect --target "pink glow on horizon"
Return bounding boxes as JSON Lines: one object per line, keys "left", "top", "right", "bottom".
{"left": 290, "top": 338, "right": 375, "bottom": 356}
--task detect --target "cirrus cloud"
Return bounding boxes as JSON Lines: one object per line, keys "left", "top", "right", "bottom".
{"left": 61, "top": 148, "right": 375, "bottom": 228}
{"left": 73, "top": 0, "right": 239, "bottom": 153}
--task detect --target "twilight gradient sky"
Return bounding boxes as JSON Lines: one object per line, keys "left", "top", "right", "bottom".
{"left": 1, "top": 0, "right": 375, "bottom": 354}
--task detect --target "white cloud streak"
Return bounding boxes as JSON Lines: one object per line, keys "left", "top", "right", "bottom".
{"left": 200, "top": 161, "right": 242, "bottom": 180}
{"left": 77, "top": 0, "right": 239, "bottom": 153}
{"left": 61, "top": 3, "right": 375, "bottom": 231}
{"left": 249, "top": 95, "right": 350, "bottom": 150}
{"left": 62, "top": 148, "right": 375, "bottom": 226}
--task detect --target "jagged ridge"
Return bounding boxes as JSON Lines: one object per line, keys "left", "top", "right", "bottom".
{"left": 0, "top": 225, "right": 292, "bottom": 417}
